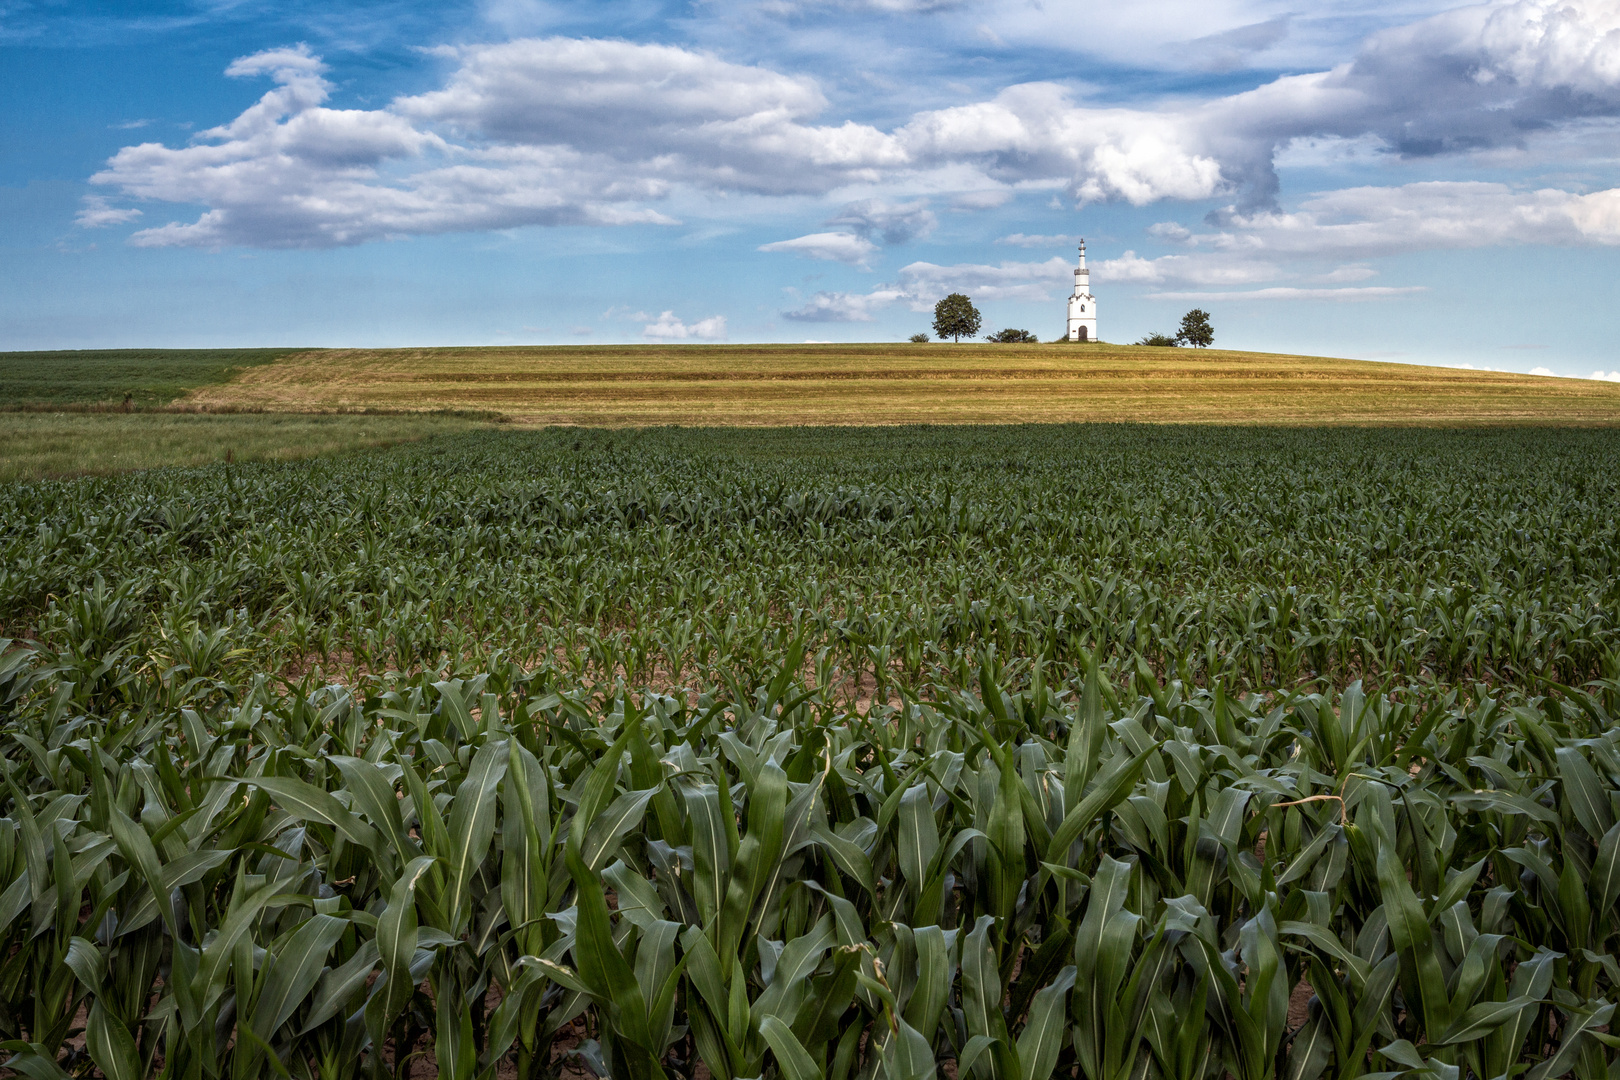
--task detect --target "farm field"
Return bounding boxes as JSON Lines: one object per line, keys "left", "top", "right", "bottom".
{"left": 0, "top": 348, "right": 309, "bottom": 407}
{"left": 4, "top": 423, "right": 1620, "bottom": 1080}
{"left": 184, "top": 343, "right": 1620, "bottom": 425}
{"left": 0, "top": 412, "right": 489, "bottom": 482}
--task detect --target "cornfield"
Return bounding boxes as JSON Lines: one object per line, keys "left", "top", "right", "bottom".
{"left": 2, "top": 424, "right": 1618, "bottom": 1080}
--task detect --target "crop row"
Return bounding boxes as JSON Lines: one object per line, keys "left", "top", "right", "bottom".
{"left": 2, "top": 424, "right": 1618, "bottom": 1080}
{"left": 3, "top": 644, "right": 1620, "bottom": 1080}
{"left": 2, "top": 427, "right": 1617, "bottom": 707}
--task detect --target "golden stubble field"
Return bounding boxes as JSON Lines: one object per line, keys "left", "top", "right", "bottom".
{"left": 184, "top": 342, "right": 1620, "bottom": 425}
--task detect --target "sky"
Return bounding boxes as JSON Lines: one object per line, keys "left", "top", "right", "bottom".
{"left": 3, "top": 0, "right": 1620, "bottom": 377}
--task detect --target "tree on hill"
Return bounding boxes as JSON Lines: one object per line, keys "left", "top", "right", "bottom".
{"left": 1175, "top": 309, "right": 1214, "bottom": 348}
{"left": 1137, "top": 332, "right": 1178, "bottom": 347}
{"left": 933, "top": 293, "right": 981, "bottom": 342}
{"left": 986, "top": 328, "right": 1038, "bottom": 343}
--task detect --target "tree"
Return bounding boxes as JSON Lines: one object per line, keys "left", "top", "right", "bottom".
{"left": 933, "top": 293, "right": 982, "bottom": 342}
{"left": 986, "top": 328, "right": 1038, "bottom": 343}
{"left": 1175, "top": 309, "right": 1214, "bottom": 348}
{"left": 1136, "top": 332, "right": 1178, "bottom": 347}
{"left": 909, "top": 333, "right": 930, "bottom": 343}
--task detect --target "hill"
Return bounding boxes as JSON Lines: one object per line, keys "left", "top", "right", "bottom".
{"left": 181, "top": 342, "right": 1620, "bottom": 425}
{"left": 0, "top": 348, "right": 309, "bottom": 407}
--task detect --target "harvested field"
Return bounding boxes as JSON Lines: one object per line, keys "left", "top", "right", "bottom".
{"left": 184, "top": 342, "right": 1620, "bottom": 425}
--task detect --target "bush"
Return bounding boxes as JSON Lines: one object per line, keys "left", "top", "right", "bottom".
{"left": 985, "top": 328, "right": 1038, "bottom": 343}
{"left": 1137, "top": 333, "right": 1179, "bottom": 347}
{"left": 908, "top": 333, "right": 930, "bottom": 343}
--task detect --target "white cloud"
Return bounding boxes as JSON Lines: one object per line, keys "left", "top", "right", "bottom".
{"left": 1185, "top": 15, "right": 1294, "bottom": 71}
{"left": 1530, "top": 366, "right": 1555, "bottom": 375}
{"left": 85, "top": 2, "right": 1620, "bottom": 249}
{"left": 782, "top": 255, "right": 1067, "bottom": 319}
{"left": 1147, "top": 286, "right": 1427, "bottom": 301}
{"left": 759, "top": 231, "right": 879, "bottom": 265}
{"left": 997, "top": 233, "right": 1079, "bottom": 247}
{"left": 755, "top": 0, "right": 962, "bottom": 12}
{"left": 892, "top": 256, "right": 1072, "bottom": 305}
{"left": 949, "top": 189, "right": 1014, "bottom": 210}
{"left": 1102, "top": 181, "right": 1620, "bottom": 287}
{"left": 397, "top": 37, "right": 905, "bottom": 195}
{"left": 783, "top": 288, "right": 906, "bottom": 321}
{"left": 1097, "top": 250, "right": 1281, "bottom": 285}
{"left": 1595, "top": 370, "right": 1620, "bottom": 381}
{"left": 92, "top": 39, "right": 893, "bottom": 248}
{"left": 91, "top": 44, "right": 679, "bottom": 248}
{"left": 1312, "top": 265, "right": 1378, "bottom": 282}
{"left": 824, "top": 198, "right": 936, "bottom": 243}
{"left": 74, "top": 196, "right": 142, "bottom": 228}
{"left": 642, "top": 310, "right": 728, "bottom": 339}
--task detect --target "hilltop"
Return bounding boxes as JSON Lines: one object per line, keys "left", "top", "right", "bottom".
{"left": 173, "top": 342, "right": 1620, "bottom": 426}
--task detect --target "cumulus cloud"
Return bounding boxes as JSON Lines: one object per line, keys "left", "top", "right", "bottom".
{"left": 91, "top": 43, "right": 677, "bottom": 248}
{"left": 1105, "top": 181, "right": 1620, "bottom": 287}
{"left": 762, "top": 199, "right": 935, "bottom": 267}
{"left": 75, "top": 196, "right": 142, "bottom": 228}
{"left": 759, "top": 231, "right": 879, "bottom": 265}
{"left": 892, "top": 0, "right": 1620, "bottom": 207}
{"left": 90, "top": 39, "right": 894, "bottom": 248}
{"left": 823, "top": 198, "right": 936, "bottom": 243}
{"left": 783, "top": 288, "right": 906, "bottom": 321}
{"left": 782, "top": 256, "right": 1068, "bottom": 320}
{"left": 85, "top": 0, "right": 1620, "bottom": 249}
{"left": 396, "top": 37, "right": 905, "bottom": 195}
{"left": 1184, "top": 16, "right": 1293, "bottom": 71}
{"left": 1595, "top": 370, "right": 1620, "bottom": 381}
{"left": 754, "top": 0, "right": 963, "bottom": 13}
{"left": 642, "top": 310, "right": 728, "bottom": 339}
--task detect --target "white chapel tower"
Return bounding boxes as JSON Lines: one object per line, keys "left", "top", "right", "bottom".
{"left": 1066, "top": 240, "right": 1097, "bottom": 342}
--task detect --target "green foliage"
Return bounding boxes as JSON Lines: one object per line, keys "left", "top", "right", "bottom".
{"left": 909, "top": 334, "right": 931, "bottom": 344}
{"left": 933, "top": 295, "right": 982, "bottom": 342}
{"left": 0, "top": 349, "right": 310, "bottom": 407}
{"left": 985, "top": 330, "right": 1038, "bottom": 344}
{"left": 1136, "top": 334, "right": 1179, "bottom": 347}
{"left": 1175, "top": 311, "right": 1214, "bottom": 348}
{"left": 2, "top": 648, "right": 1620, "bottom": 1080}
{"left": 0, "top": 423, "right": 1618, "bottom": 1079}
{"left": 0, "top": 413, "right": 484, "bottom": 483}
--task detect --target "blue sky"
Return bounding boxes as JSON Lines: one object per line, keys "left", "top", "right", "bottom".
{"left": 3, "top": 0, "right": 1620, "bottom": 378}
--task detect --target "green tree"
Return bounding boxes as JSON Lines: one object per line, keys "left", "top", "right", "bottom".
{"left": 1175, "top": 309, "right": 1214, "bottom": 347}
{"left": 933, "top": 293, "right": 982, "bottom": 342}
{"left": 908, "top": 333, "right": 930, "bottom": 343}
{"left": 1136, "top": 333, "right": 1178, "bottom": 347}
